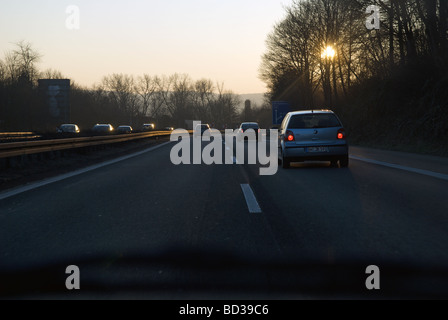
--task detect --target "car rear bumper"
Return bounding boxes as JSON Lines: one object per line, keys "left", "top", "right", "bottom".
{"left": 282, "top": 144, "right": 348, "bottom": 161}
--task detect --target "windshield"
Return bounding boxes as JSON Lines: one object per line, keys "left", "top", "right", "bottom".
{"left": 288, "top": 114, "right": 341, "bottom": 129}
{"left": 1, "top": 0, "right": 448, "bottom": 302}
{"left": 242, "top": 124, "right": 259, "bottom": 130}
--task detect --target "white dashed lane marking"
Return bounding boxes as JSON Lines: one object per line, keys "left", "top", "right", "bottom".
{"left": 240, "top": 184, "right": 262, "bottom": 213}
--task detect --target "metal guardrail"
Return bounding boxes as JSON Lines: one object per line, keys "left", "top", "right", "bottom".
{"left": 0, "top": 132, "right": 42, "bottom": 143}
{"left": 0, "top": 132, "right": 35, "bottom": 136}
{"left": 0, "top": 131, "right": 177, "bottom": 159}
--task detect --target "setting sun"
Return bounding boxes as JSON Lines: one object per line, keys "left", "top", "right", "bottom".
{"left": 321, "top": 45, "right": 336, "bottom": 59}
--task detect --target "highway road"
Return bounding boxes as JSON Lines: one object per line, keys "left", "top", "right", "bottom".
{"left": 1, "top": 137, "right": 448, "bottom": 299}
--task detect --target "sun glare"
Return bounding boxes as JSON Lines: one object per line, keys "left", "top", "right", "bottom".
{"left": 321, "top": 46, "right": 336, "bottom": 59}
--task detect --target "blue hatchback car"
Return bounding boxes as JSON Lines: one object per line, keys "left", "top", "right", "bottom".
{"left": 278, "top": 110, "right": 349, "bottom": 168}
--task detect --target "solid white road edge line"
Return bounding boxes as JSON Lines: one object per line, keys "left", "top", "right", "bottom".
{"left": 241, "top": 184, "right": 262, "bottom": 213}
{"left": 0, "top": 141, "right": 173, "bottom": 201}
{"left": 350, "top": 155, "right": 448, "bottom": 182}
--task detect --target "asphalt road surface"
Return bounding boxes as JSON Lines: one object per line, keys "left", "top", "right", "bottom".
{"left": 1, "top": 137, "right": 448, "bottom": 299}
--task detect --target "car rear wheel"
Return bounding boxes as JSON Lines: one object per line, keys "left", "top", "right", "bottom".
{"left": 340, "top": 155, "right": 349, "bottom": 168}
{"left": 282, "top": 153, "right": 290, "bottom": 169}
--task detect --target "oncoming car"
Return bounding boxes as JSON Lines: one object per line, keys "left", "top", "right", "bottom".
{"left": 142, "top": 123, "right": 155, "bottom": 131}
{"left": 57, "top": 124, "right": 80, "bottom": 134}
{"left": 117, "top": 125, "right": 133, "bottom": 134}
{"left": 92, "top": 124, "right": 114, "bottom": 134}
{"left": 278, "top": 110, "right": 349, "bottom": 168}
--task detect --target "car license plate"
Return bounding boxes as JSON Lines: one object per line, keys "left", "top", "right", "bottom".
{"left": 307, "top": 147, "right": 329, "bottom": 153}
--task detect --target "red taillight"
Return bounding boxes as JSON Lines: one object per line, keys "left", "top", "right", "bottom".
{"left": 285, "top": 130, "right": 295, "bottom": 142}
{"left": 337, "top": 129, "right": 346, "bottom": 140}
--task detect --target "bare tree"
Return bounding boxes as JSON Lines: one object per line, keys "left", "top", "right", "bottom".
{"left": 0, "top": 59, "right": 6, "bottom": 83}
{"left": 102, "top": 74, "right": 138, "bottom": 125}
{"left": 4, "top": 41, "right": 42, "bottom": 84}
{"left": 211, "top": 82, "right": 240, "bottom": 128}
{"left": 135, "top": 74, "right": 157, "bottom": 118}
{"left": 40, "top": 68, "right": 66, "bottom": 79}
{"left": 192, "top": 78, "right": 214, "bottom": 121}
{"left": 148, "top": 75, "right": 170, "bottom": 121}
{"left": 165, "top": 73, "right": 194, "bottom": 126}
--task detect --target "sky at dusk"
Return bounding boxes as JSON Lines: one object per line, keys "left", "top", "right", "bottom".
{"left": 0, "top": 0, "right": 291, "bottom": 94}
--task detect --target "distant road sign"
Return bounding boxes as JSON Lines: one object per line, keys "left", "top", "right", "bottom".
{"left": 38, "top": 79, "right": 71, "bottom": 126}
{"left": 272, "top": 101, "right": 291, "bottom": 125}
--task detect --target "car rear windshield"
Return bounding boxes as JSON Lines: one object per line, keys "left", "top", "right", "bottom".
{"left": 288, "top": 114, "right": 341, "bottom": 129}
{"left": 242, "top": 124, "right": 259, "bottom": 129}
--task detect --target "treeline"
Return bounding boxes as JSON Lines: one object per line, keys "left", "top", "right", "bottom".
{"left": 73, "top": 73, "right": 242, "bottom": 130}
{"left": 0, "top": 42, "right": 242, "bottom": 132}
{"left": 260, "top": 0, "right": 448, "bottom": 154}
